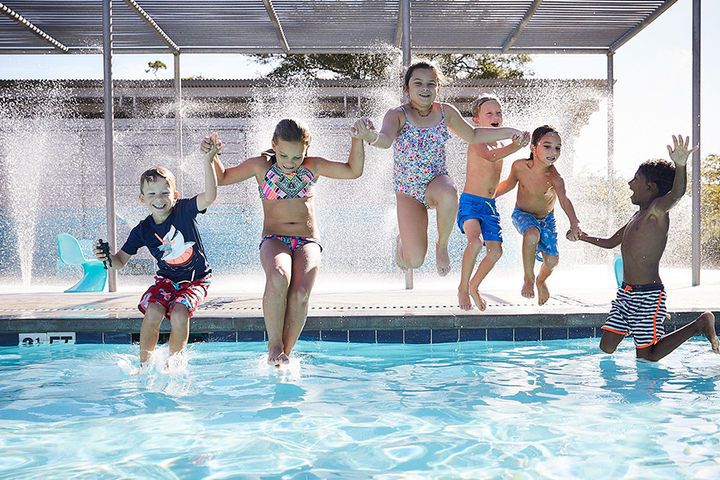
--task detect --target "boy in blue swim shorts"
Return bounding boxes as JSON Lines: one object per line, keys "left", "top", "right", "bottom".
{"left": 496, "top": 126, "right": 580, "bottom": 305}
{"left": 572, "top": 135, "right": 719, "bottom": 361}
{"left": 456, "top": 94, "right": 530, "bottom": 311}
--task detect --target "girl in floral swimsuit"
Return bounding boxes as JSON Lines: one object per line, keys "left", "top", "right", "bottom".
{"left": 354, "top": 61, "right": 525, "bottom": 276}
{"left": 203, "top": 118, "right": 366, "bottom": 366}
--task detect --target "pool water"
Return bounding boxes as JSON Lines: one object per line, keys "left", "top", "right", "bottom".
{"left": 1, "top": 339, "right": 719, "bottom": 479}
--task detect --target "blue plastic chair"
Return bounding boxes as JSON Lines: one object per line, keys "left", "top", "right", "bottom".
{"left": 613, "top": 254, "right": 623, "bottom": 287}
{"left": 56, "top": 233, "right": 107, "bottom": 292}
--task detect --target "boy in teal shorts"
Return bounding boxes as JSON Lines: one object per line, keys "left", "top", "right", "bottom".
{"left": 496, "top": 125, "right": 580, "bottom": 305}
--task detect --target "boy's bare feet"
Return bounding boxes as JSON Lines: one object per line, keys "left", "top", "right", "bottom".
{"left": 521, "top": 278, "right": 535, "bottom": 299}
{"left": 469, "top": 289, "right": 487, "bottom": 311}
{"left": 697, "top": 312, "right": 720, "bottom": 353}
{"left": 458, "top": 288, "right": 472, "bottom": 310}
{"left": 394, "top": 235, "right": 407, "bottom": 271}
{"left": 436, "top": 243, "right": 451, "bottom": 276}
{"left": 536, "top": 278, "right": 550, "bottom": 306}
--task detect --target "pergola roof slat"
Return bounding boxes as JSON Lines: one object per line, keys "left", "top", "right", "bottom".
{"left": 0, "top": 0, "right": 678, "bottom": 55}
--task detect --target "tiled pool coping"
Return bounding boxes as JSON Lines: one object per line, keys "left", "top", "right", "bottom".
{"left": 0, "top": 311, "right": 709, "bottom": 346}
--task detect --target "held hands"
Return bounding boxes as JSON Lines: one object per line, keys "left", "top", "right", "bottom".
{"left": 667, "top": 134, "right": 698, "bottom": 167}
{"left": 350, "top": 117, "right": 377, "bottom": 143}
{"left": 565, "top": 225, "right": 583, "bottom": 242}
{"left": 201, "top": 132, "right": 224, "bottom": 160}
{"left": 512, "top": 131, "right": 531, "bottom": 149}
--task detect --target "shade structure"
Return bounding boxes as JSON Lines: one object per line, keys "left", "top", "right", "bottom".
{"left": 0, "top": 0, "right": 677, "bottom": 55}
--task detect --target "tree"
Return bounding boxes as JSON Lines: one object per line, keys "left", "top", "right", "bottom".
{"left": 701, "top": 154, "right": 720, "bottom": 265}
{"left": 250, "top": 52, "right": 531, "bottom": 80}
{"left": 145, "top": 60, "right": 167, "bottom": 78}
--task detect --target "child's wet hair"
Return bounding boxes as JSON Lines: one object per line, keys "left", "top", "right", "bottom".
{"left": 471, "top": 94, "right": 501, "bottom": 118}
{"left": 272, "top": 118, "right": 312, "bottom": 147}
{"left": 529, "top": 125, "right": 560, "bottom": 160}
{"left": 140, "top": 166, "right": 176, "bottom": 193}
{"left": 403, "top": 61, "right": 445, "bottom": 88}
{"left": 638, "top": 159, "right": 675, "bottom": 196}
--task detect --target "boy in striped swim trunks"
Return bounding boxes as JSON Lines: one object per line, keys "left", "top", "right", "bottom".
{"left": 572, "top": 135, "right": 719, "bottom": 361}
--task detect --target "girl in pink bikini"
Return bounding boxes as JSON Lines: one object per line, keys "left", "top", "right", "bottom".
{"left": 354, "top": 61, "right": 525, "bottom": 276}
{"left": 203, "top": 119, "right": 366, "bottom": 365}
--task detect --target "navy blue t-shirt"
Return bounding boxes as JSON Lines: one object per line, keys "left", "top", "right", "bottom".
{"left": 121, "top": 196, "right": 211, "bottom": 282}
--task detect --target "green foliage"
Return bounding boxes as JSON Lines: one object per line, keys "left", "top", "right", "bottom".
{"left": 250, "top": 53, "right": 531, "bottom": 80}
{"left": 145, "top": 60, "right": 167, "bottom": 78}
{"left": 701, "top": 154, "right": 720, "bottom": 264}
{"left": 424, "top": 53, "right": 531, "bottom": 79}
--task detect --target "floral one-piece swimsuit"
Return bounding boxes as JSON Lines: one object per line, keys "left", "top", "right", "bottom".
{"left": 392, "top": 104, "right": 451, "bottom": 207}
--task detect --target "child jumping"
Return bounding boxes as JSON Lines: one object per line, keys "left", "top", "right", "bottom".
{"left": 94, "top": 136, "right": 221, "bottom": 369}
{"left": 571, "top": 135, "right": 718, "bottom": 360}
{"left": 457, "top": 94, "right": 530, "bottom": 310}
{"left": 203, "top": 119, "right": 365, "bottom": 366}
{"left": 355, "top": 61, "right": 524, "bottom": 276}
{"left": 496, "top": 125, "right": 581, "bottom": 305}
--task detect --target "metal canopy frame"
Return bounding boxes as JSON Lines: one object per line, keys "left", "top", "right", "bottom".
{"left": 0, "top": 0, "right": 702, "bottom": 289}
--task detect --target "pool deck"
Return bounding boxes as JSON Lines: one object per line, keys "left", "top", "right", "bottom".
{"left": 2, "top": 267, "right": 719, "bottom": 345}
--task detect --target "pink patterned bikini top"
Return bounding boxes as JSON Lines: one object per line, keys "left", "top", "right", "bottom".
{"left": 258, "top": 156, "right": 316, "bottom": 200}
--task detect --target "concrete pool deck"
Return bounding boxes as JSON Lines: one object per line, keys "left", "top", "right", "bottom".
{"left": 1, "top": 267, "right": 719, "bottom": 345}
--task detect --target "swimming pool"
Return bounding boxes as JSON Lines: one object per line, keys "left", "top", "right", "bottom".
{"left": 1, "top": 339, "right": 719, "bottom": 479}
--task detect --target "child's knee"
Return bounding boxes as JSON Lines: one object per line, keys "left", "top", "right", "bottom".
{"left": 169, "top": 304, "right": 190, "bottom": 328}
{"left": 599, "top": 339, "right": 616, "bottom": 354}
{"left": 143, "top": 303, "right": 166, "bottom": 325}
{"left": 266, "top": 267, "right": 291, "bottom": 291}
{"left": 544, "top": 255, "right": 559, "bottom": 269}
{"left": 523, "top": 228, "right": 540, "bottom": 244}
{"left": 466, "top": 236, "right": 484, "bottom": 254}
{"left": 485, "top": 243, "right": 503, "bottom": 263}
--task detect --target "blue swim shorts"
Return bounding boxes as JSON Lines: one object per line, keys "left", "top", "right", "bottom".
{"left": 456, "top": 193, "right": 502, "bottom": 242}
{"left": 511, "top": 207, "right": 559, "bottom": 259}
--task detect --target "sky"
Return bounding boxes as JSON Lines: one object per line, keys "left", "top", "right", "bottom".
{"left": 0, "top": 0, "right": 717, "bottom": 177}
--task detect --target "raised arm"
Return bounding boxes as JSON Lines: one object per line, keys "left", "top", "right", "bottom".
{"left": 444, "top": 103, "right": 522, "bottom": 144}
{"left": 495, "top": 161, "right": 520, "bottom": 197}
{"left": 552, "top": 173, "right": 581, "bottom": 239}
{"left": 359, "top": 108, "right": 405, "bottom": 150}
{"left": 576, "top": 224, "right": 626, "bottom": 249}
{"left": 651, "top": 134, "right": 698, "bottom": 214}
{"left": 196, "top": 133, "right": 222, "bottom": 211}
{"left": 475, "top": 132, "right": 531, "bottom": 162}
{"left": 314, "top": 119, "right": 366, "bottom": 180}
{"left": 201, "top": 132, "right": 261, "bottom": 186}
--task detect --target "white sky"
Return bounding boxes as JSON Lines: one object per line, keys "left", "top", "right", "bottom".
{"left": 0, "top": 0, "right": 717, "bottom": 177}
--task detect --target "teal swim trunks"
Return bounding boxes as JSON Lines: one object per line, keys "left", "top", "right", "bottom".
{"left": 511, "top": 207, "right": 559, "bottom": 259}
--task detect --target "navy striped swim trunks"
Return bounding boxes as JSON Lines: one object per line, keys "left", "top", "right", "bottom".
{"left": 602, "top": 282, "right": 666, "bottom": 349}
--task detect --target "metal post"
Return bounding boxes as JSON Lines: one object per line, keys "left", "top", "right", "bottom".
{"left": 401, "top": 0, "right": 413, "bottom": 290}
{"left": 103, "top": 0, "right": 118, "bottom": 292}
{"left": 691, "top": 0, "right": 701, "bottom": 286}
{"left": 607, "top": 52, "right": 615, "bottom": 233}
{"left": 174, "top": 52, "right": 183, "bottom": 195}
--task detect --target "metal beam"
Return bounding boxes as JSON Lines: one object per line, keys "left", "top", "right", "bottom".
{"left": 174, "top": 52, "right": 183, "bottom": 196}
{"left": 691, "top": 0, "right": 701, "bottom": 285}
{"left": 122, "top": 0, "right": 180, "bottom": 53}
{"left": 103, "top": 0, "right": 118, "bottom": 292}
{"left": 262, "top": 0, "right": 290, "bottom": 53}
{"left": 0, "top": 2, "right": 68, "bottom": 52}
{"left": 608, "top": 0, "right": 678, "bottom": 54}
{"left": 501, "top": 0, "right": 543, "bottom": 53}
{"left": 606, "top": 52, "right": 615, "bottom": 235}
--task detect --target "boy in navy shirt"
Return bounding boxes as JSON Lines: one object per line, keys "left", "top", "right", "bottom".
{"left": 95, "top": 135, "right": 221, "bottom": 369}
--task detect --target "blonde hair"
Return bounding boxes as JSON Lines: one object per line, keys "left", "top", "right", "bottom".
{"left": 471, "top": 94, "right": 501, "bottom": 117}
